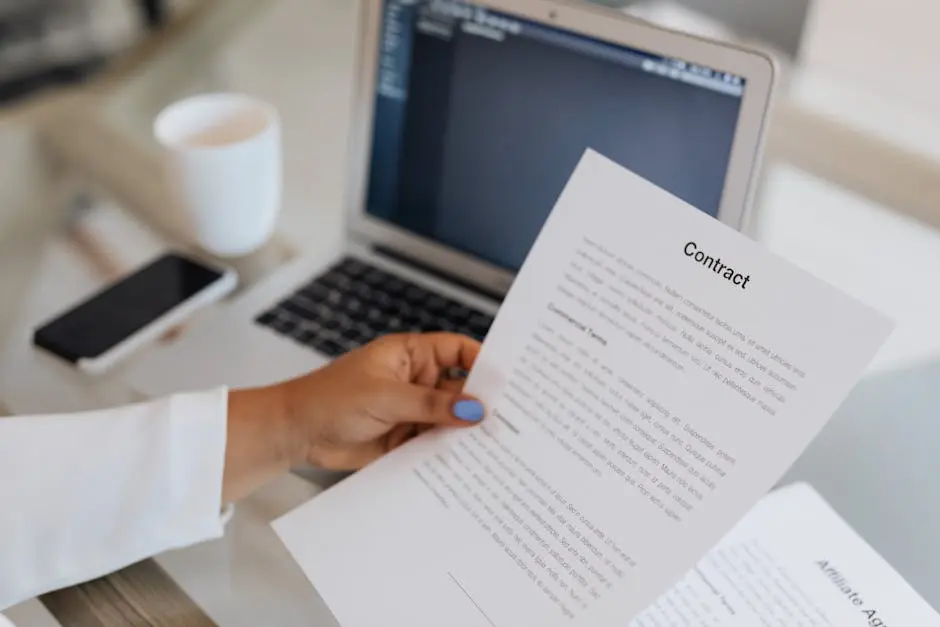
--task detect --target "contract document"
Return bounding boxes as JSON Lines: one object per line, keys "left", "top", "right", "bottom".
{"left": 274, "top": 150, "right": 894, "bottom": 627}
{"left": 632, "top": 483, "right": 940, "bottom": 626}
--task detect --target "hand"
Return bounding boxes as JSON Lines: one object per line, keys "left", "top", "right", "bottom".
{"left": 222, "top": 333, "right": 485, "bottom": 502}
{"left": 282, "top": 332, "right": 485, "bottom": 469}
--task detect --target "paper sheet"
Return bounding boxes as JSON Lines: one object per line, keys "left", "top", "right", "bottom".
{"left": 633, "top": 483, "right": 940, "bottom": 626}
{"left": 274, "top": 150, "right": 894, "bottom": 627}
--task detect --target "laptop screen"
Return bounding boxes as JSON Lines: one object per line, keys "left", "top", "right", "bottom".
{"left": 365, "top": 0, "right": 746, "bottom": 273}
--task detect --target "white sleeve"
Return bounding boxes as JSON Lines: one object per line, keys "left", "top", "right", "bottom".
{"left": 0, "top": 388, "right": 230, "bottom": 609}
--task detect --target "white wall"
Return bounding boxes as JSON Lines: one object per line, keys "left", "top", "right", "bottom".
{"left": 669, "top": 0, "right": 809, "bottom": 55}
{"left": 605, "top": 0, "right": 810, "bottom": 55}
{"left": 801, "top": 0, "right": 940, "bottom": 109}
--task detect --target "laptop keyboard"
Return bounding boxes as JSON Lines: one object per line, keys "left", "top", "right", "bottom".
{"left": 254, "top": 256, "right": 495, "bottom": 358}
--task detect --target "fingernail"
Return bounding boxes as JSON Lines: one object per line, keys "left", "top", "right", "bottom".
{"left": 453, "top": 399, "right": 484, "bottom": 422}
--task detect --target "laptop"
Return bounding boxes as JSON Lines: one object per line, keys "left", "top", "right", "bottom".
{"left": 127, "top": 0, "right": 776, "bottom": 396}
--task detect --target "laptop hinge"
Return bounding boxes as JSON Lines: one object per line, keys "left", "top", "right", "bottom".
{"left": 372, "top": 245, "right": 504, "bottom": 304}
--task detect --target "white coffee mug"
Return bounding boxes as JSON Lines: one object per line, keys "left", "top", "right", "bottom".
{"left": 155, "top": 93, "right": 282, "bottom": 257}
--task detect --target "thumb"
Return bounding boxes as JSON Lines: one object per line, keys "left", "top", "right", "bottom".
{"left": 385, "top": 382, "right": 485, "bottom": 427}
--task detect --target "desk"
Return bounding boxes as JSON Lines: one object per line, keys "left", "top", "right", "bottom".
{"left": 2, "top": 0, "right": 940, "bottom": 624}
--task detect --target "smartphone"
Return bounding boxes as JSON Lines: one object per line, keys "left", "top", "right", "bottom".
{"left": 32, "top": 252, "right": 237, "bottom": 375}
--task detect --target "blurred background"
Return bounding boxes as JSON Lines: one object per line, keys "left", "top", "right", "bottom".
{"left": 0, "top": 0, "right": 807, "bottom": 107}
{"left": 1, "top": 0, "right": 939, "bottom": 617}
{"left": 595, "top": 0, "right": 810, "bottom": 55}
{"left": 0, "top": 0, "right": 193, "bottom": 104}
{"left": 0, "top": 0, "right": 808, "bottom": 94}
{"left": 3, "top": 0, "right": 938, "bottom": 230}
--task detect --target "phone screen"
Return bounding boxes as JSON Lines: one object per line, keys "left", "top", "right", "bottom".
{"left": 33, "top": 253, "right": 224, "bottom": 363}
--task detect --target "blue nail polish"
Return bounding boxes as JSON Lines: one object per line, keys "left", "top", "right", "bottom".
{"left": 453, "top": 399, "right": 484, "bottom": 422}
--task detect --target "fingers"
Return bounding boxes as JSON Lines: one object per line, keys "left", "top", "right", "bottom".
{"left": 404, "top": 333, "right": 482, "bottom": 387}
{"left": 437, "top": 377, "right": 466, "bottom": 394}
{"left": 383, "top": 380, "right": 485, "bottom": 427}
{"left": 385, "top": 423, "right": 418, "bottom": 451}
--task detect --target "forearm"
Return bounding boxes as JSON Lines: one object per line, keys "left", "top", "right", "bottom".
{"left": 223, "top": 385, "right": 299, "bottom": 503}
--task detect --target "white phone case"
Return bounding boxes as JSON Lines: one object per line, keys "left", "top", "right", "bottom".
{"left": 74, "top": 267, "right": 238, "bottom": 376}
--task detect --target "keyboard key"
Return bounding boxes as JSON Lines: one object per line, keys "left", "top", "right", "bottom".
{"left": 401, "top": 312, "right": 424, "bottom": 328}
{"left": 300, "top": 282, "right": 330, "bottom": 302}
{"left": 339, "top": 257, "right": 367, "bottom": 276}
{"left": 456, "top": 326, "right": 476, "bottom": 337}
{"left": 377, "top": 298, "right": 406, "bottom": 317}
{"left": 393, "top": 301, "right": 414, "bottom": 317}
{"left": 347, "top": 309, "right": 370, "bottom": 323}
{"left": 425, "top": 295, "right": 448, "bottom": 313}
{"left": 313, "top": 337, "right": 346, "bottom": 357}
{"left": 256, "top": 310, "right": 278, "bottom": 326}
{"left": 321, "top": 271, "right": 351, "bottom": 290}
{"left": 426, "top": 318, "right": 456, "bottom": 332}
{"left": 365, "top": 307, "right": 385, "bottom": 322}
{"left": 470, "top": 312, "right": 492, "bottom": 322}
{"left": 403, "top": 285, "right": 429, "bottom": 304}
{"left": 363, "top": 269, "right": 388, "bottom": 286}
{"left": 321, "top": 316, "right": 347, "bottom": 332}
{"left": 312, "top": 302, "right": 334, "bottom": 319}
{"left": 338, "top": 339, "right": 360, "bottom": 353}
{"left": 351, "top": 281, "right": 372, "bottom": 300}
{"left": 371, "top": 290, "right": 392, "bottom": 307}
{"left": 468, "top": 314, "right": 493, "bottom": 333}
{"left": 302, "top": 320, "right": 325, "bottom": 335}
{"left": 296, "top": 292, "right": 326, "bottom": 311}
{"left": 340, "top": 326, "right": 365, "bottom": 344}
{"left": 446, "top": 304, "right": 473, "bottom": 323}
{"left": 277, "top": 298, "right": 317, "bottom": 321}
{"left": 340, "top": 297, "right": 365, "bottom": 316}
{"left": 291, "top": 328, "right": 317, "bottom": 345}
{"left": 254, "top": 258, "right": 498, "bottom": 358}
{"left": 357, "top": 325, "right": 378, "bottom": 343}
{"left": 270, "top": 315, "right": 298, "bottom": 334}
{"left": 385, "top": 278, "right": 407, "bottom": 295}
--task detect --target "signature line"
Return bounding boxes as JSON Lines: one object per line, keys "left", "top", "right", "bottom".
{"left": 448, "top": 572, "right": 497, "bottom": 627}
